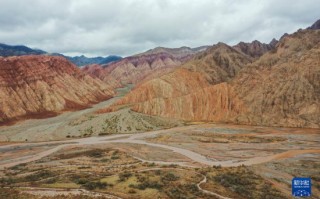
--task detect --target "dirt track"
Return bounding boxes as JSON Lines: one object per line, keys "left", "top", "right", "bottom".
{"left": 1, "top": 125, "right": 319, "bottom": 169}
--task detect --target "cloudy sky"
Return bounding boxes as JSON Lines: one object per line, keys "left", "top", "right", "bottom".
{"left": 0, "top": 0, "right": 318, "bottom": 57}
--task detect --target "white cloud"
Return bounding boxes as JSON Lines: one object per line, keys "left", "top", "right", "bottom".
{"left": 0, "top": 0, "right": 318, "bottom": 57}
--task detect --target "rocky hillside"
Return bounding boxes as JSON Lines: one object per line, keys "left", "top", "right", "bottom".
{"left": 233, "top": 39, "right": 277, "bottom": 58}
{"left": 110, "top": 27, "right": 320, "bottom": 128}
{"left": 232, "top": 29, "right": 320, "bottom": 127}
{"left": 183, "top": 42, "right": 253, "bottom": 83}
{"left": 81, "top": 64, "right": 122, "bottom": 89}
{"left": 105, "top": 53, "right": 183, "bottom": 84}
{"left": 139, "top": 46, "right": 208, "bottom": 59}
{"left": 113, "top": 42, "right": 252, "bottom": 106}
{"left": 0, "top": 55, "right": 115, "bottom": 124}
{"left": 82, "top": 46, "right": 208, "bottom": 86}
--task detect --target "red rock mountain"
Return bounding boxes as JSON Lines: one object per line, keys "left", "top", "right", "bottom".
{"left": 112, "top": 42, "right": 252, "bottom": 106}
{"left": 110, "top": 28, "right": 320, "bottom": 128}
{"left": 0, "top": 55, "right": 115, "bottom": 123}
{"left": 138, "top": 46, "right": 208, "bottom": 59}
{"left": 81, "top": 64, "right": 121, "bottom": 89}
{"left": 81, "top": 46, "right": 208, "bottom": 86}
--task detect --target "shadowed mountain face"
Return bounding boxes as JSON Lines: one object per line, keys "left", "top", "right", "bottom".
{"left": 0, "top": 55, "right": 115, "bottom": 123}
{"left": 110, "top": 28, "right": 320, "bottom": 128}
{"left": 233, "top": 40, "right": 278, "bottom": 58}
{"left": 308, "top": 19, "right": 320, "bottom": 30}
{"left": 67, "top": 55, "right": 122, "bottom": 66}
{"left": 183, "top": 42, "right": 253, "bottom": 83}
{"left": 0, "top": 43, "right": 46, "bottom": 56}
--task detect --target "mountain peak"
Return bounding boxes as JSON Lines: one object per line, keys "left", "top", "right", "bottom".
{"left": 233, "top": 40, "right": 274, "bottom": 58}
{"left": 269, "top": 38, "right": 278, "bottom": 47}
{"left": 308, "top": 19, "right": 320, "bottom": 30}
{"left": 0, "top": 43, "right": 46, "bottom": 57}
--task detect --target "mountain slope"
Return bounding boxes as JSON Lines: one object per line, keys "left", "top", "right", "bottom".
{"left": 308, "top": 19, "right": 320, "bottom": 30}
{"left": 0, "top": 43, "right": 46, "bottom": 57}
{"left": 112, "top": 42, "right": 251, "bottom": 106}
{"left": 109, "top": 28, "right": 320, "bottom": 128}
{"left": 103, "top": 52, "right": 184, "bottom": 84}
{"left": 81, "top": 64, "right": 122, "bottom": 89}
{"left": 183, "top": 42, "right": 252, "bottom": 83}
{"left": 83, "top": 46, "right": 209, "bottom": 86}
{"left": 67, "top": 55, "right": 122, "bottom": 66}
{"left": 139, "top": 46, "right": 209, "bottom": 59}
{"left": 233, "top": 40, "right": 277, "bottom": 58}
{"left": 232, "top": 29, "right": 320, "bottom": 127}
{"left": 0, "top": 55, "right": 115, "bottom": 124}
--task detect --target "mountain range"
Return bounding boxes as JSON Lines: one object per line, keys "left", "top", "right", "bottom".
{"left": 0, "top": 19, "right": 319, "bottom": 128}
{"left": 107, "top": 20, "right": 320, "bottom": 128}
{"left": 82, "top": 46, "right": 209, "bottom": 86}
{"left": 0, "top": 43, "right": 122, "bottom": 66}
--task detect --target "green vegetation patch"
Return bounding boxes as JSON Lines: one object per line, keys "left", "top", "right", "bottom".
{"left": 207, "top": 166, "right": 286, "bottom": 199}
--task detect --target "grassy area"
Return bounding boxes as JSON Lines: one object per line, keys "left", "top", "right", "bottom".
{"left": 100, "top": 176, "right": 119, "bottom": 184}
{"left": 200, "top": 166, "right": 287, "bottom": 199}
{"left": 41, "top": 182, "right": 80, "bottom": 189}
{"left": 97, "top": 169, "right": 206, "bottom": 199}
{"left": 188, "top": 132, "right": 286, "bottom": 143}
{"left": 2, "top": 136, "right": 312, "bottom": 199}
{"left": 115, "top": 84, "right": 135, "bottom": 97}
{"left": 0, "top": 188, "right": 108, "bottom": 199}
{"left": 264, "top": 158, "right": 320, "bottom": 196}
{"left": 67, "top": 107, "right": 182, "bottom": 137}
{"left": 100, "top": 108, "right": 181, "bottom": 134}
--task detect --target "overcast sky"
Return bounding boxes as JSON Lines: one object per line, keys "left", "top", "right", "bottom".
{"left": 0, "top": 0, "right": 318, "bottom": 57}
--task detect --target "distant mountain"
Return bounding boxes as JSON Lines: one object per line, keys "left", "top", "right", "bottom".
{"left": 233, "top": 39, "right": 277, "bottom": 58}
{"left": 139, "top": 46, "right": 209, "bottom": 60}
{"left": 67, "top": 55, "right": 122, "bottom": 66}
{"left": 0, "top": 43, "right": 122, "bottom": 66}
{"left": 82, "top": 46, "right": 209, "bottom": 85}
{"left": 0, "top": 43, "right": 46, "bottom": 56}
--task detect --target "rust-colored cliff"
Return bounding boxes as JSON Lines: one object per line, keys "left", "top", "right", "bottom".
{"left": 0, "top": 55, "right": 114, "bottom": 123}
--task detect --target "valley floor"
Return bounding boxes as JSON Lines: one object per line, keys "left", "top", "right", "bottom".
{"left": 0, "top": 123, "right": 319, "bottom": 198}
{"left": 0, "top": 85, "right": 319, "bottom": 198}
{"left": 0, "top": 85, "right": 181, "bottom": 142}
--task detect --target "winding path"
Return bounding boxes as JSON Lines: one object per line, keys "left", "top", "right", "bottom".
{"left": 132, "top": 167, "right": 233, "bottom": 199}
{"left": 8, "top": 167, "right": 233, "bottom": 199}
{"left": 197, "top": 175, "right": 232, "bottom": 199}
{"left": 1, "top": 126, "right": 319, "bottom": 170}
